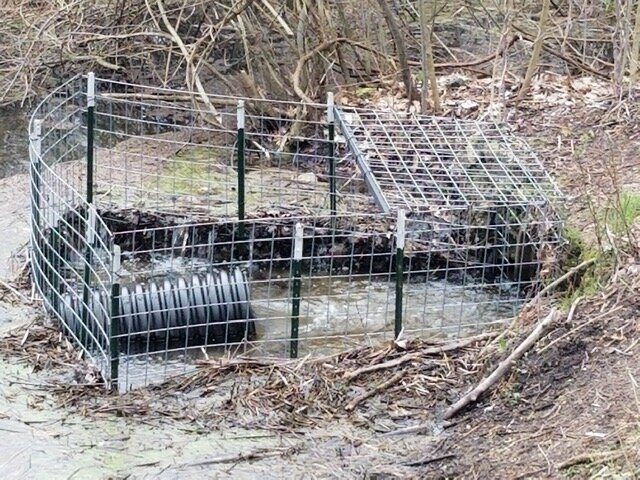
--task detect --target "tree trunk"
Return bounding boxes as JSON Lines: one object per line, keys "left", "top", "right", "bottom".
{"left": 419, "top": 0, "right": 441, "bottom": 113}
{"left": 515, "top": 0, "right": 551, "bottom": 103}
{"left": 374, "top": 0, "right": 419, "bottom": 101}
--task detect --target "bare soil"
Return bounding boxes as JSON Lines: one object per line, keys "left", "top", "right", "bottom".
{"left": 423, "top": 269, "right": 640, "bottom": 479}
{"left": 413, "top": 73, "right": 640, "bottom": 478}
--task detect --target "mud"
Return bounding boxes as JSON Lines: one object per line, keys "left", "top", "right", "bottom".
{"left": 0, "top": 335, "right": 437, "bottom": 479}
{"left": 0, "top": 359, "right": 365, "bottom": 479}
{"left": 0, "top": 109, "right": 30, "bottom": 279}
{"left": 0, "top": 107, "right": 29, "bottom": 178}
{"left": 0, "top": 111, "right": 287, "bottom": 478}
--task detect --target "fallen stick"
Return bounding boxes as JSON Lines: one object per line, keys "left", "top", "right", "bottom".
{"left": 344, "top": 332, "right": 497, "bottom": 381}
{"left": 404, "top": 453, "right": 456, "bottom": 467}
{"left": 476, "top": 260, "right": 595, "bottom": 361}
{"left": 536, "top": 296, "right": 582, "bottom": 354}
{"left": 443, "top": 309, "right": 561, "bottom": 420}
{"left": 183, "top": 448, "right": 286, "bottom": 467}
{"left": 557, "top": 450, "right": 622, "bottom": 470}
{"left": 0, "top": 279, "right": 31, "bottom": 304}
{"left": 526, "top": 259, "right": 596, "bottom": 307}
{"left": 345, "top": 371, "right": 403, "bottom": 412}
{"left": 344, "top": 352, "right": 421, "bottom": 381}
{"left": 380, "top": 423, "right": 437, "bottom": 437}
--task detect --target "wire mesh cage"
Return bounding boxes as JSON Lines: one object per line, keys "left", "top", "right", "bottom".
{"left": 29, "top": 74, "right": 565, "bottom": 391}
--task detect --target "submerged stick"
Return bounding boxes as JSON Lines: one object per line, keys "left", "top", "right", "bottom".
{"left": 443, "top": 309, "right": 561, "bottom": 420}
{"left": 184, "top": 448, "right": 287, "bottom": 467}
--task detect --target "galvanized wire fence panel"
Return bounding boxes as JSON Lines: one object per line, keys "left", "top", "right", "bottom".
{"left": 29, "top": 74, "right": 564, "bottom": 391}
{"left": 30, "top": 75, "right": 115, "bottom": 378}
{"left": 335, "top": 106, "right": 562, "bottom": 212}
{"left": 105, "top": 213, "right": 396, "bottom": 387}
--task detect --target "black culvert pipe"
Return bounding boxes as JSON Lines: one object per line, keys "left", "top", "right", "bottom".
{"left": 57, "top": 268, "right": 255, "bottom": 353}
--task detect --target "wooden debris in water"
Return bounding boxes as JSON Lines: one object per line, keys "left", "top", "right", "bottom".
{"left": 19, "top": 331, "right": 498, "bottom": 429}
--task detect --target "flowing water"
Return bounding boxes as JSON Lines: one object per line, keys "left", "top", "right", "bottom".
{"left": 117, "top": 256, "right": 518, "bottom": 345}
{"left": 109, "top": 255, "right": 519, "bottom": 389}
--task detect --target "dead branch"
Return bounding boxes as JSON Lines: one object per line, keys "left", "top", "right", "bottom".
{"left": 419, "top": 0, "right": 441, "bottom": 113}
{"left": 404, "top": 454, "right": 456, "bottom": 467}
{"left": 557, "top": 451, "right": 623, "bottom": 470}
{"left": 536, "top": 295, "right": 582, "bottom": 354}
{"left": 411, "top": 36, "right": 519, "bottom": 71}
{"left": 374, "top": 0, "right": 419, "bottom": 101}
{"left": 182, "top": 447, "right": 288, "bottom": 467}
{"left": 515, "top": 0, "right": 551, "bottom": 103}
{"left": 526, "top": 258, "right": 596, "bottom": 307}
{"left": 0, "top": 279, "right": 31, "bottom": 304}
{"left": 292, "top": 37, "right": 349, "bottom": 103}
{"left": 344, "top": 332, "right": 497, "bottom": 381}
{"left": 344, "top": 371, "right": 403, "bottom": 411}
{"left": 151, "top": 0, "right": 221, "bottom": 123}
{"left": 443, "top": 309, "right": 561, "bottom": 420}
{"left": 513, "top": 24, "right": 611, "bottom": 80}
{"left": 380, "top": 422, "right": 436, "bottom": 437}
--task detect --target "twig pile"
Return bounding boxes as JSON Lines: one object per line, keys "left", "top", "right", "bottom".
{"left": 0, "top": 321, "right": 83, "bottom": 372}
{"left": 45, "top": 332, "right": 496, "bottom": 429}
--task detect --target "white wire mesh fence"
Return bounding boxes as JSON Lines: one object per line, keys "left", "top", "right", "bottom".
{"left": 29, "top": 74, "right": 564, "bottom": 391}
{"left": 30, "top": 75, "right": 115, "bottom": 377}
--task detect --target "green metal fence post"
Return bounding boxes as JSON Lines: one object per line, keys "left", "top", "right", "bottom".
{"left": 51, "top": 228, "right": 60, "bottom": 295}
{"left": 327, "top": 92, "right": 336, "bottom": 227}
{"left": 395, "top": 209, "right": 406, "bottom": 339}
{"left": 109, "top": 245, "right": 121, "bottom": 391}
{"left": 237, "top": 100, "right": 246, "bottom": 238}
{"left": 81, "top": 72, "right": 96, "bottom": 348}
{"left": 86, "top": 72, "right": 95, "bottom": 205}
{"left": 290, "top": 223, "right": 303, "bottom": 358}
{"left": 81, "top": 205, "right": 96, "bottom": 347}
